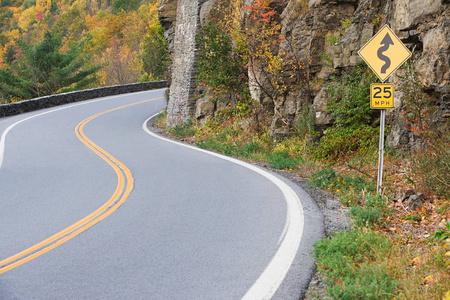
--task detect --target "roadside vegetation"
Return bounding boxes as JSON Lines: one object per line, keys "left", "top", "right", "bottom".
{"left": 162, "top": 85, "right": 450, "bottom": 299}
{"left": 161, "top": 70, "right": 450, "bottom": 298}
{"left": 160, "top": 1, "right": 450, "bottom": 298}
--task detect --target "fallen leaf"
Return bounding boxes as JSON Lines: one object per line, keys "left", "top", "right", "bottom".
{"left": 423, "top": 275, "right": 433, "bottom": 284}
{"left": 412, "top": 257, "right": 421, "bottom": 265}
{"left": 444, "top": 290, "right": 450, "bottom": 300}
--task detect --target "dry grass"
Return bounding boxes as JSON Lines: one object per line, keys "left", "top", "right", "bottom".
{"left": 383, "top": 236, "right": 450, "bottom": 299}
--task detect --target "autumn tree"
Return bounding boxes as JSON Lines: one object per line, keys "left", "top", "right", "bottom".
{"left": 100, "top": 37, "right": 138, "bottom": 85}
{"left": 244, "top": 0, "right": 284, "bottom": 101}
{"left": 0, "top": 31, "right": 101, "bottom": 100}
{"left": 243, "top": 0, "right": 312, "bottom": 132}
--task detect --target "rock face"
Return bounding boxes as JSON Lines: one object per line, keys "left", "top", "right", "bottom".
{"left": 165, "top": 0, "right": 204, "bottom": 128}
{"left": 161, "top": 0, "right": 449, "bottom": 144}
{"left": 158, "top": 0, "right": 178, "bottom": 54}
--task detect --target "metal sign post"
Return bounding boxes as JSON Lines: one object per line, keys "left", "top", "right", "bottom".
{"left": 377, "top": 109, "right": 386, "bottom": 194}
{"left": 358, "top": 24, "right": 412, "bottom": 194}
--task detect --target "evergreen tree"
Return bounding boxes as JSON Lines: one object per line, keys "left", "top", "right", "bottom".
{"left": 4, "top": 44, "right": 16, "bottom": 64}
{"left": 0, "top": 31, "right": 102, "bottom": 100}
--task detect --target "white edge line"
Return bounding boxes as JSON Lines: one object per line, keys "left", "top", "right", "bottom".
{"left": 0, "top": 90, "right": 165, "bottom": 169}
{"left": 142, "top": 113, "right": 304, "bottom": 300}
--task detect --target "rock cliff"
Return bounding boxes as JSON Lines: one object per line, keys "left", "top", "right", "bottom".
{"left": 160, "top": 0, "right": 449, "bottom": 146}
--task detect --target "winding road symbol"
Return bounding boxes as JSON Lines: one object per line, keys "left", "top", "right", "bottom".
{"left": 358, "top": 24, "right": 411, "bottom": 82}
{"left": 377, "top": 33, "right": 394, "bottom": 74}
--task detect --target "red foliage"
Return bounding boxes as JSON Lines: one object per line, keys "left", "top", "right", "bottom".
{"left": 36, "top": 11, "right": 45, "bottom": 22}
{"left": 244, "top": 0, "right": 277, "bottom": 24}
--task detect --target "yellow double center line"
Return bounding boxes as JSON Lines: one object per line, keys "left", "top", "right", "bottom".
{"left": 0, "top": 97, "right": 161, "bottom": 274}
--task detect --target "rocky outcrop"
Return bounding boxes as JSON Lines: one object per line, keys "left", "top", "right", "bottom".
{"left": 158, "top": 0, "right": 178, "bottom": 54}
{"left": 161, "top": 0, "right": 449, "bottom": 146}
{"left": 388, "top": 3, "right": 450, "bottom": 148}
{"left": 165, "top": 0, "right": 204, "bottom": 128}
{"left": 280, "top": 0, "right": 449, "bottom": 147}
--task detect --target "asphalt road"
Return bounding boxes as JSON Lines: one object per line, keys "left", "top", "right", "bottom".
{"left": 0, "top": 89, "right": 323, "bottom": 299}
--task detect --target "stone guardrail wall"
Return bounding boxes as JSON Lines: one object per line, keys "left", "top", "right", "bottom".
{"left": 0, "top": 81, "right": 168, "bottom": 118}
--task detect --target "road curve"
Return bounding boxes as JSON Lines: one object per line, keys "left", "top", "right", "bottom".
{"left": 0, "top": 89, "right": 323, "bottom": 299}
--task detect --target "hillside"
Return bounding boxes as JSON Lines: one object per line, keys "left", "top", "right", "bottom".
{"left": 0, "top": 0, "right": 168, "bottom": 103}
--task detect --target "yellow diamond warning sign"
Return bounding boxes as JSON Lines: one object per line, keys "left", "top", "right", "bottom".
{"left": 358, "top": 25, "right": 411, "bottom": 82}
{"left": 371, "top": 83, "right": 394, "bottom": 109}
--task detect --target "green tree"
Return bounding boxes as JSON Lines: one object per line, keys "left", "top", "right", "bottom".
{"left": 140, "top": 16, "right": 169, "bottom": 81}
{"left": 0, "top": 0, "right": 11, "bottom": 7}
{"left": 196, "top": 22, "right": 245, "bottom": 104}
{"left": 0, "top": 31, "right": 102, "bottom": 100}
{"left": 326, "top": 65, "right": 379, "bottom": 127}
{"left": 4, "top": 44, "right": 16, "bottom": 64}
{"left": 0, "top": 8, "right": 13, "bottom": 29}
{"left": 112, "top": 0, "right": 140, "bottom": 14}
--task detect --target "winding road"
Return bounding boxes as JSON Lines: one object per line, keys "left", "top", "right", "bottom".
{"left": 0, "top": 89, "right": 323, "bottom": 299}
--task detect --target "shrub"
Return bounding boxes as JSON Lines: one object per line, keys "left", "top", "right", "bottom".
{"left": 310, "top": 167, "right": 375, "bottom": 194}
{"left": 294, "top": 104, "right": 315, "bottom": 137}
{"left": 312, "top": 65, "right": 380, "bottom": 160}
{"left": 326, "top": 65, "right": 378, "bottom": 127}
{"left": 310, "top": 167, "right": 338, "bottom": 189}
{"left": 312, "top": 125, "right": 379, "bottom": 160}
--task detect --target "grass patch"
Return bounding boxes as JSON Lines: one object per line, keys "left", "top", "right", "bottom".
{"left": 168, "top": 121, "right": 197, "bottom": 138}
{"left": 348, "top": 194, "right": 390, "bottom": 228}
{"left": 310, "top": 167, "right": 376, "bottom": 207}
{"left": 314, "top": 229, "right": 397, "bottom": 299}
{"left": 266, "top": 150, "right": 302, "bottom": 170}
{"left": 196, "top": 137, "right": 240, "bottom": 156}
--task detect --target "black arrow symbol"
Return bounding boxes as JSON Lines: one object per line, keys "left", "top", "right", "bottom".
{"left": 377, "top": 33, "right": 394, "bottom": 74}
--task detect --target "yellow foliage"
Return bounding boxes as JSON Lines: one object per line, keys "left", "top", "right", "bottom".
{"left": 85, "top": 27, "right": 109, "bottom": 52}
{"left": 85, "top": 15, "right": 98, "bottom": 30}
{"left": 7, "top": 29, "right": 20, "bottom": 40}
{"left": 9, "top": 7, "right": 22, "bottom": 14}
{"left": 36, "top": 0, "right": 51, "bottom": 11}
{"left": 10, "top": 96, "right": 23, "bottom": 103}
{"left": 18, "top": 7, "right": 37, "bottom": 31}
{"left": 138, "top": 2, "right": 158, "bottom": 24}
